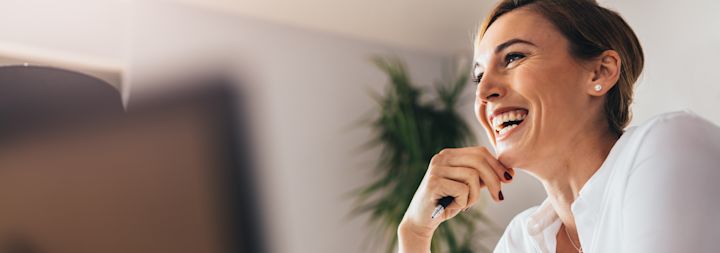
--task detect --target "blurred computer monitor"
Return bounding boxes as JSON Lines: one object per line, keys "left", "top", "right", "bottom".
{"left": 0, "top": 82, "right": 264, "bottom": 253}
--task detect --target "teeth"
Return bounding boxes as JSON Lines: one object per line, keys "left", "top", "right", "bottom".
{"left": 491, "top": 109, "right": 528, "bottom": 133}
{"left": 498, "top": 123, "right": 518, "bottom": 136}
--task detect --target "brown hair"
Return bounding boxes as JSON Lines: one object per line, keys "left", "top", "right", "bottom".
{"left": 476, "top": 0, "right": 644, "bottom": 136}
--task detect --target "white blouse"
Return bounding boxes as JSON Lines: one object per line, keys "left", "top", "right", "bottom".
{"left": 493, "top": 111, "right": 720, "bottom": 253}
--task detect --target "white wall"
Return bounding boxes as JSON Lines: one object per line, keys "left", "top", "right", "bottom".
{"left": 600, "top": 0, "right": 720, "bottom": 126}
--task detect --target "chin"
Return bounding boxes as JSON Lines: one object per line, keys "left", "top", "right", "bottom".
{"left": 495, "top": 147, "right": 522, "bottom": 169}
{"left": 495, "top": 134, "right": 541, "bottom": 168}
{"left": 483, "top": 106, "right": 535, "bottom": 169}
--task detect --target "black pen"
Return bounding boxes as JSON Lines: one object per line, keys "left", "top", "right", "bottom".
{"left": 430, "top": 196, "right": 454, "bottom": 219}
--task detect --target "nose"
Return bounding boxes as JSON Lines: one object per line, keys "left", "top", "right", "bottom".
{"left": 476, "top": 69, "right": 505, "bottom": 104}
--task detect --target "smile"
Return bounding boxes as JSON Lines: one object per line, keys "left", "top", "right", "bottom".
{"left": 491, "top": 109, "right": 528, "bottom": 138}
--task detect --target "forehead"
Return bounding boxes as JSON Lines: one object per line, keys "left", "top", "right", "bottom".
{"left": 474, "top": 8, "right": 563, "bottom": 61}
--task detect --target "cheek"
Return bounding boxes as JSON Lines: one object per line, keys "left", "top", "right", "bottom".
{"left": 474, "top": 100, "right": 486, "bottom": 126}
{"left": 522, "top": 58, "right": 586, "bottom": 100}
{"left": 514, "top": 63, "right": 578, "bottom": 112}
{"left": 474, "top": 99, "right": 496, "bottom": 146}
{"left": 513, "top": 65, "right": 586, "bottom": 150}
{"left": 509, "top": 66, "right": 546, "bottom": 102}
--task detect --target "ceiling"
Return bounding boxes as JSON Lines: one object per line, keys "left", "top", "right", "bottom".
{"left": 169, "top": 0, "right": 494, "bottom": 55}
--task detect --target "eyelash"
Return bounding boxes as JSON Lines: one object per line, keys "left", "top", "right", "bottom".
{"left": 472, "top": 52, "right": 526, "bottom": 84}
{"left": 505, "top": 52, "right": 525, "bottom": 65}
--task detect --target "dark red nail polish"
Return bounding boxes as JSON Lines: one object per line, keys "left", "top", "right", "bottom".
{"left": 499, "top": 191, "right": 504, "bottom": 201}
{"left": 504, "top": 171, "right": 513, "bottom": 180}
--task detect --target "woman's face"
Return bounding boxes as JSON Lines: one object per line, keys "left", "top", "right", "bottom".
{"left": 474, "top": 8, "right": 602, "bottom": 168}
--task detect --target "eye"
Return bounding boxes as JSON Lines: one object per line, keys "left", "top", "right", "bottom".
{"left": 472, "top": 64, "right": 484, "bottom": 84}
{"left": 472, "top": 72, "right": 484, "bottom": 84}
{"left": 504, "top": 52, "right": 525, "bottom": 66}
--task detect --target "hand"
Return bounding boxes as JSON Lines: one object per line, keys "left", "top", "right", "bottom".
{"left": 398, "top": 147, "right": 514, "bottom": 252}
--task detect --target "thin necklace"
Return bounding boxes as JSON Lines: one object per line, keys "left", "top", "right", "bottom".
{"left": 563, "top": 224, "right": 583, "bottom": 253}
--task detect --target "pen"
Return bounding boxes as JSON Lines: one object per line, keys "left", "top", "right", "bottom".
{"left": 430, "top": 196, "right": 454, "bottom": 219}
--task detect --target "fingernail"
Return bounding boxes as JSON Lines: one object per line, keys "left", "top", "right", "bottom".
{"left": 499, "top": 191, "right": 504, "bottom": 201}
{"left": 504, "top": 171, "right": 513, "bottom": 180}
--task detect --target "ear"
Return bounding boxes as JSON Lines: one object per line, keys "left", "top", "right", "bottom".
{"left": 587, "top": 50, "right": 622, "bottom": 96}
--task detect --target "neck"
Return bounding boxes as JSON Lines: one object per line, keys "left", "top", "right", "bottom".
{"left": 525, "top": 126, "right": 619, "bottom": 234}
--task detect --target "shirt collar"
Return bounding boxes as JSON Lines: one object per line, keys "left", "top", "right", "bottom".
{"left": 525, "top": 198, "right": 557, "bottom": 235}
{"left": 523, "top": 198, "right": 561, "bottom": 252}
{"left": 523, "top": 147, "right": 616, "bottom": 233}
{"left": 522, "top": 127, "right": 635, "bottom": 251}
{"left": 572, "top": 127, "right": 635, "bottom": 250}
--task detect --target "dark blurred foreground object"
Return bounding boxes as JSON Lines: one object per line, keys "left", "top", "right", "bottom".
{"left": 0, "top": 76, "right": 265, "bottom": 253}
{"left": 0, "top": 65, "right": 124, "bottom": 136}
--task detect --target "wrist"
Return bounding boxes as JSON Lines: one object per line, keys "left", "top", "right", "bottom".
{"left": 398, "top": 221, "right": 433, "bottom": 253}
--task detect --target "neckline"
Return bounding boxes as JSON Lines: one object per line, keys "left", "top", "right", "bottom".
{"left": 525, "top": 127, "right": 637, "bottom": 252}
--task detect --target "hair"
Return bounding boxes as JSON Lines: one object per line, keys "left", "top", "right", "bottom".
{"left": 476, "top": 0, "right": 644, "bottom": 136}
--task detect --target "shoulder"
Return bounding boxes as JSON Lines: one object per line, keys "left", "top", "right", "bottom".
{"left": 628, "top": 110, "right": 720, "bottom": 164}
{"left": 617, "top": 111, "right": 720, "bottom": 251}
{"left": 633, "top": 110, "right": 719, "bottom": 145}
{"left": 618, "top": 110, "right": 720, "bottom": 204}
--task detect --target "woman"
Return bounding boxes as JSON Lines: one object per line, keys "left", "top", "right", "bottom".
{"left": 398, "top": 0, "right": 720, "bottom": 252}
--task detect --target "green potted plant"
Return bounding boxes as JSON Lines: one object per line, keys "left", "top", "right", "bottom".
{"left": 350, "top": 56, "right": 499, "bottom": 253}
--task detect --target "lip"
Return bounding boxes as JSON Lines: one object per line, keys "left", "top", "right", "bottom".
{"left": 487, "top": 106, "right": 529, "bottom": 123}
{"left": 494, "top": 114, "right": 528, "bottom": 141}
{"left": 485, "top": 106, "right": 529, "bottom": 142}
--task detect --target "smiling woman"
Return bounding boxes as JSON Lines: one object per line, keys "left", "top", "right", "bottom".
{"left": 397, "top": 0, "right": 720, "bottom": 253}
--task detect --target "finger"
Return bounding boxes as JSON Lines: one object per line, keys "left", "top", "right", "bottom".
{"left": 427, "top": 175, "right": 469, "bottom": 211}
{"left": 483, "top": 153, "right": 513, "bottom": 183}
{"left": 433, "top": 148, "right": 505, "bottom": 202}
{"left": 437, "top": 151, "right": 503, "bottom": 202}
{"left": 428, "top": 166, "right": 481, "bottom": 209}
{"left": 442, "top": 158, "right": 502, "bottom": 203}
{"left": 474, "top": 159, "right": 504, "bottom": 202}
{"left": 440, "top": 147, "right": 512, "bottom": 183}
{"left": 463, "top": 147, "right": 513, "bottom": 183}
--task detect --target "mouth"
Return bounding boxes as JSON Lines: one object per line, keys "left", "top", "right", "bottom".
{"left": 490, "top": 108, "right": 529, "bottom": 139}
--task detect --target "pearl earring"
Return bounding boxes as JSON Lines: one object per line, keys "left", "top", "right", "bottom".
{"left": 594, "top": 84, "right": 602, "bottom": 92}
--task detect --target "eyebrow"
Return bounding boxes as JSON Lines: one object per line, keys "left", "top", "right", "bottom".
{"left": 474, "top": 38, "right": 537, "bottom": 69}
{"left": 494, "top": 38, "right": 536, "bottom": 54}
